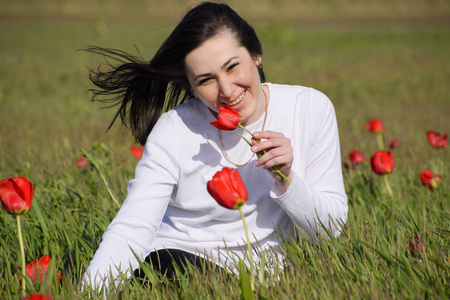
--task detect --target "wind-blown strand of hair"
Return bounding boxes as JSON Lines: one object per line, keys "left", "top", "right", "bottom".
{"left": 85, "top": 46, "right": 192, "bottom": 146}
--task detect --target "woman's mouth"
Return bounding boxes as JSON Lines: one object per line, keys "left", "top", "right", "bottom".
{"left": 229, "top": 90, "right": 246, "bottom": 106}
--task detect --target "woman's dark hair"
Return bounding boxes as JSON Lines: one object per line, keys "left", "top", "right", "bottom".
{"left": 87, "top": 2, "right": 265, "bottom": 145}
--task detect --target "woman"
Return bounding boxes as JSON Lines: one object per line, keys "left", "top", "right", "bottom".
{"left": 83, "top": 1, "right": 348, "bottom": 291}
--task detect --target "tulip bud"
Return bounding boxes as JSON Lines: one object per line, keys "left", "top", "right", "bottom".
{"left": 0, "top": 177, "right": 34, "bottom": 215}
{"left": 427, "top": 131, "right": 447, "bottom": 148}
{"left": 207, "top": 167, "right": 248, "bottom": 209}
{"left": 370, "top": 151, "right": 395, "bottom": 175}
{"left": 419, "top": 169, "right": 442, "bottom": 190}
{"left": 26, "top": 255, "right": 62, "bottom": 283}
{"left": 210, "top": 106, "right": 241, "bottom": 131}
{"left": 130, "top": 145, "right": 144, "bottom": 160}
{"left": 21, "top": 294, "right": 53, "bottom": 300}
{"left": 364, "top": 118, "right": 385, "bottom": 133}
{"left": 349, "top": 150, "right": 365, "bottom": 168}
{"left": 75, "top": 156, "right": 88, "bottom": 168}
{"left": 388, "top": 139, "right": 402, "bottom": 149}
{"left": 409, "top": 237, "right": 422, "bottom": 258}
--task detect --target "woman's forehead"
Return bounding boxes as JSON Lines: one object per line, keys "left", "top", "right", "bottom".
{"left": 185, "top": 32, "right": 247, "bottom": 70}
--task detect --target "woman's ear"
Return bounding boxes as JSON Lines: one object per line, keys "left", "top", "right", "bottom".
{"left": 254, "top": 55, "right": 265, "bottom": 82}
{"left": 253, "top": 55, "right": 262, "bottom": 67}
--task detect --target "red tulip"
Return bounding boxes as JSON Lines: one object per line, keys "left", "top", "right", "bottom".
{"left": 389, "top": 139, "right": 402, "bottom": 149}
{"left": 0, "top": 177, "right": 34, "bottom": 215}
{"left": 364, "top": 118, "right": 384, "bottom": 133}
{"left": 342, "top": 162, "right": 350, "bottom": 170}
{"left": 21, "top": 294, "right": 53, "bottom": 300}
{"left": 75, "top": 156, "right": 88, "bottom": 168}
{"left": 419, "top": 169, "right": 442, "bottom": 190}
{"left": 210, "top": 106, "right": 241, "bottom": 131}
{"left": 427, "top": 131, "right": 447, "bottom": 148}
{"left": 130, "top": 145, "right": 144, "bottom": 160}
{"left": 349, "top": 150, "right": 365, "bottom": 167}
{"left": 207, "top": 167, "right": 248, "bottom": 209}
{"left": 25, "top": 255, "right": 62, "bottom": 283}
{"left": 409, "top": 237, "right": 422, "bottom": 257}
{"left": 370, "top": 151, "right": 394, "bottom": 175}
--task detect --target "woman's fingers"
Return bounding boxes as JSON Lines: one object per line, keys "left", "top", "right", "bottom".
{"left": 251, "top": 131, "right": 293, "bottom": 174}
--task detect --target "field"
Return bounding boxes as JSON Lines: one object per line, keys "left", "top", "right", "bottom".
{"left": 0, "top": 0, "right": 449, "bottom": 299}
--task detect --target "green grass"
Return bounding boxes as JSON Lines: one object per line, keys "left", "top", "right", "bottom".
{"left": 0, "top": 0, "right": 449, "bottom": 299}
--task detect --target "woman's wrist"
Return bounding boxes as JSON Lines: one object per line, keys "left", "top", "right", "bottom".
{"left": 273, "top": 170, "right": 294, "bottom": 195}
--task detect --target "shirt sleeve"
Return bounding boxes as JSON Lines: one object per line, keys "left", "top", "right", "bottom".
{"left": 82, "top": 113, "right": 179, "bottom": 291}
{"left": 270, "top": 89, "right": 348, "bottom": 239}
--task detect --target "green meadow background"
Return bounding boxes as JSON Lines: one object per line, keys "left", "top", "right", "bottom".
{"left": 0, "top": 0, "right": 449, "bottom": 299}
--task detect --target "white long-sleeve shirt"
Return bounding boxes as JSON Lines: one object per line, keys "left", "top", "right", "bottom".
{"left": 83, "top": 83, "right": 348, "bottom": 289}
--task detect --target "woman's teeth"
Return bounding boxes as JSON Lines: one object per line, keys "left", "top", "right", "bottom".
{"left": 229, "top": 91, "right": 246, "bottom": 106}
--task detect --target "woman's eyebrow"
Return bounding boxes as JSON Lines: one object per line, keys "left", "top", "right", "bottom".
{"left": 221, "top": 56, "right": 239, "bottom": 70}
{"left": 194, "top": 72, "right": 213, "bottom": 81}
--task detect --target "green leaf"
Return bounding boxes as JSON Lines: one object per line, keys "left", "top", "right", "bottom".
{"left": 239, "top": 259, "right": 254, "bottom": 300}
{"left": 131, "top": 249, "right": 158, "bottom": 287}
{"left": 258, "top": 250, "right": 266, "bottom": 284}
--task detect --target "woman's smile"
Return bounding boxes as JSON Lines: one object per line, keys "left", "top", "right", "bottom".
{"left": 228, "top": 90, "right": 246, "bottom": 106}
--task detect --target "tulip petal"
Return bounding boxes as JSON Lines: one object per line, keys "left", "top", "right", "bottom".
{"left": 230, "top": 168, "right": 248, "bottom": 202}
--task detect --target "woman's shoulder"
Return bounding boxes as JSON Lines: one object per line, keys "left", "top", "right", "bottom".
{"left": 161, "top": 99, "right": 207, "bottom": 121}
{"left": 155, "top": 98, "right": 213, "bottom": 135}
{"left": 267, "top": 83, "right": 333, "bottom": 110}
{"left": 265, "top": 82, "right": 310, "bottom": 94}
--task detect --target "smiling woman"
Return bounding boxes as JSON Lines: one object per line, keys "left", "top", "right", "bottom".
{"left": 185, "top": 31, "right": 266, "bottom": 126}
{"left": 82, "top": 1, "right": 348, "bottom": 294}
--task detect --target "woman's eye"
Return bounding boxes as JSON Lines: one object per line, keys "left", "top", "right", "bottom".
{"left": 227, "top": 63, "right": 239, "bottom": 71}
{"left": 198, "top": 78, "right": 211, "bottom": 85}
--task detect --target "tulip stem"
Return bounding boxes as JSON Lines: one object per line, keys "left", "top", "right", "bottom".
{"left": 97, "top": 167, "right": 120, "bottom": 207}
{"left": 16, "top": 215, "right": 26, "bottom": 296}
{"left": 238, "top": 207, "right": 255, "bottom": 291}
{"left": 81, "top": 149, "right": 120, "bottom": 208}
{"left": 377, "top": 133, "right": 384, "bottom": 150}
{"left": 238, "top": 124, "right": 254, "bottom": 137}
{"left": 383, "top": 175, "right": 394, "bottom": 199}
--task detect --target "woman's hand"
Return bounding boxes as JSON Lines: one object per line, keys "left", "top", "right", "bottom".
{"left": 251, "top": 130, "right": 294, "bottom": 193}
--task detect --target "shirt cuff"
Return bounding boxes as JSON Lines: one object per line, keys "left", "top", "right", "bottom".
{"left": 269, "top": 172, "right": 297, "bottom": 200}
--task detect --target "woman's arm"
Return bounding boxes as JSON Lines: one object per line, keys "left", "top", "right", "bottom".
{"left": 82, "top": 113, "right": 180, "bottom": 291}
{"left": 253, "top": 89, "right": 348, "bottom": 239}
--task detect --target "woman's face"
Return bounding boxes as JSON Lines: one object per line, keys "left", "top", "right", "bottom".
{"left": 185, "top": 31, "right": 266, "bottom": 126}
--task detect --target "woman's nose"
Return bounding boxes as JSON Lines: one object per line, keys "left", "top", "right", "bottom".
{"left": 218, "top": 77, "right": 233, "bottom": 99}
